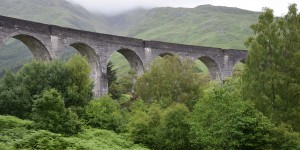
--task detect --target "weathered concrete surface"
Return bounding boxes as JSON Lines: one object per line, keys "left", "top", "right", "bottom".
{"left": 0, "top": 15, "right": 247, "bottom": 97}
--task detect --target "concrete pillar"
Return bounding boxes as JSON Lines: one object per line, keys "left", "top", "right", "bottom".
{"left": 100, "top": 71, "right": 109, "bottom": 96}
{"left": 49, "top": 35, "right": 65, "bottom": 59}
{"left": 0, "top": 40, "right": 3, "bottom": 50}
{"left": 144, "top": 47, "right": 153, "bottom": 70}
{"left": 90, "top": 61, "right": 102, "bottom": 97}
{"left": 221, "top": 54, "right": 234, "bottom": 79}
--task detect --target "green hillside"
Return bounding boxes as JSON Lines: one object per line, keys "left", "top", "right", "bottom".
{"left": 0, "top": 0, "right": 260, "bottom": 76}
{"left": 109, "top": 5, "right": 259, "bottom": 49}
{"left": 0, "top": 0, "right": 108, "bottom": 75}
{"left": 107, "top": 5, "right": 259, "bottom": 76}
{"left": 0, "top": 0, "right": 108, "bottom": 32}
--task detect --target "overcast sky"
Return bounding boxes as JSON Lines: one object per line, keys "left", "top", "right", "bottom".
{"left": 67, "top": 0, "right": 300, "bottom": 16}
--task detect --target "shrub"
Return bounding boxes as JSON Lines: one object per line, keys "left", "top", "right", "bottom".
{"left": 189, "top": 84, "right": 277, "bottom": 149}
{"left": 158, "top": 104, "right": 191, "bottom": 149}
{"left": 0, "top": 115, "right": 34, "bottom": 149}
{"left": 83, "top": 95, "right": 123, "bottom": 132}
{"left": 127, "top": 101, "right": 192, "bottom": 150}
{"left": 0, "top": 71, "right": 32, "bottom": 118}
{"left": 127, "top": 103, "right": 161, "bottom": 148}
{"left": 14, "top": 130, "right": 72, "bottom": 150}
{"left": 32, "top": 89, "right": 82, "bottom": 135}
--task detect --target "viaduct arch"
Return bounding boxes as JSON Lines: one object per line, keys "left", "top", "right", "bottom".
{"left": 0, "top": 15, "right": 247, "bottom": 97}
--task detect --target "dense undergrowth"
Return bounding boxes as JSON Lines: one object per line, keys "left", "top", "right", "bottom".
{"left": 0, "top": 115, "right": 146, "bottom": 150}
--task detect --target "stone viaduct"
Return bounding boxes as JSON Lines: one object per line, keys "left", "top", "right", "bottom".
{"left": 0, "top": 15, "right": 247, "bottom": 97}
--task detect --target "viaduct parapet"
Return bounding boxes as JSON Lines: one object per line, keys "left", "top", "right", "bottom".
{"left": 0, "top": 15, "right": 247, "bottom": 97}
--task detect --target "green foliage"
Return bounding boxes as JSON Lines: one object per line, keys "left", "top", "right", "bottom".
{"left": 0, "top": 54, "right": 93, "bottom": 119}
{"left": 158, "top": 104, "right": 191, "bottom": 149}
{"left": 243, "top": 4, "right": 300, "bottom": 131}
{"left": 108, "top": 61, "right": 121, "bottom": 99}
{"left": 65, "top": 128, "right": 148, "bottom": 150}
{"left": 107, "top": 61, "right": 136, "bottom": 99}
{"left": 64, "top": 54, "right": 93, "bottom": 107}
{"left": 127, "top": 101, "right": 191, "bottom": 149}
{"left": 127, "top": 103, "right": 162, "bottom": 148}
{"left": 109, "top": 68, "right": 136, "bottom": 100}
{"left": 0, "top": 115, "right": 34, "bottom": 149}
{"left": 83, "top": 95, "right": 124, "bottom": 132}
{"left": 0, "top": 115, "right": 147, "bottom": 150}
{"left": 32, "top": 89, "right": 82, "bottom": 135}
{"left": 134, "top": 56, "right": 202, "bottom": 109}
{"left": 271, "top": 124, "right": 300, "bottom": 149}
{"left": 0, "top": 115, "right": 32, "bottom": 129}
{"left": 0, "top": 70, "right": 32, "bottom": 118}
{"left": 14, "top": 130, "right": 73, "bottom": 150}
{"left": 189, "top": 83, "right": 277, "bottom": 149}
{"left": 117, "top": 70, "right": 136, "bottom": 94}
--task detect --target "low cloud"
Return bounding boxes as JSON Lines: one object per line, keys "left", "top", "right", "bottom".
{"left": 67, "top": 0, "right": 300, "bottom": 16}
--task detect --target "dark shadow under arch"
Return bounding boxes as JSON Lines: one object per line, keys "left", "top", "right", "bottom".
{"left": 198, "top": 56, "right": 221, "bottom": 80}
{"left": 159, "top": 53, "right": 174, "bottom": 57}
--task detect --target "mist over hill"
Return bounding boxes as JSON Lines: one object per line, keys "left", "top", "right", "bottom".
{"left": 0, "top": 0, "right": 260, "bottom": 76}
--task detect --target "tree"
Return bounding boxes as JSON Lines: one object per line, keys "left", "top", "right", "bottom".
{"left": 0, "top": 71, "right": 32, "bottom": 118}
{"left": 134, "top": 55, "right": 203, "bottom": 109}
{"left": 158, "top": 104, "right": 191, "bottom": 150}
{"left": 0, "top": 54, "right": 93, "bottom": 119}
{"left": 64, "top": 54, "right": 93, "bottom": 108}
{"left": 189, "top": 82, "right": 277, "bottom": 149}
{"left": 83, "top": 95, "right": 123, "bottom": 132}
{"left": 242, "top": 4, "right": 300, "bottom": 131}
{"left": 32, "top": 89, "right": 82, "bottom": 135}
{"left": 107, "top": 61, "right": 121, "bottom": 99}
{"left": 127, "top": 100, "right": 192, "bottom": 150}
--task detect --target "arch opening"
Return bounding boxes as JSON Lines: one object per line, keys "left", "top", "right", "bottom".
{"left": 116, "top": 49, "right": 144, "bottom": 76}
{"left": 197, "top": 56, "right": 222, "bottom": 80}
{"left": 13, "top": 34, "right": 50, "bottom": 60}
{"left": 61, "top": 43, "right": 100, "bottom": 97}
{"left": 232, "top": 58, "right": 246, "bottom": 78}
{"left": 0, "top": 34, "right": 50, "bottom": 76}
{"left": 107, "top": 49, "right": 144, "bottom": 98}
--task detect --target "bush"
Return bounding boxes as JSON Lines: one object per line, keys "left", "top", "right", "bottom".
{"left": 271, "top": 124, "right": 300, "bottom": 149}
{"left": 0, "top": 115, "right": 32, "bottom": 129}
{"left": 32, "top": 89, "right": 82, "bottom": 135}
{"left": 158, "top": 104, "right": 191, "bottom": 149}
{"left": 14, "top": 130, "right": 72, "bottom": 150}
{"left": 0, "top": 115, "right": 34, "bottom": 149}
{"left": 65, "top": 128, "right": 148, "bottom": 150}
{"left": 127, "top": 103, "right": 161, "bottom": 148}
{"left": 83, "top": 95, "right": 124, "bottom": 132}
{"left": 189, "top": 84, "right": 277, "bottom": 149}
{"left": 127, "top": 101, "right": 192, "bottom": 150}
{"left": 0, "top": 71, "right": 32, "bottom": 118}
{"left": 0, "top": 115, "right": 147, "bottom": 150}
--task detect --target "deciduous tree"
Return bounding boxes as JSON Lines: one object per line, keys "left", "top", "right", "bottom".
{"left": 243, "top": 4, "right": 300, "bottom": 131}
